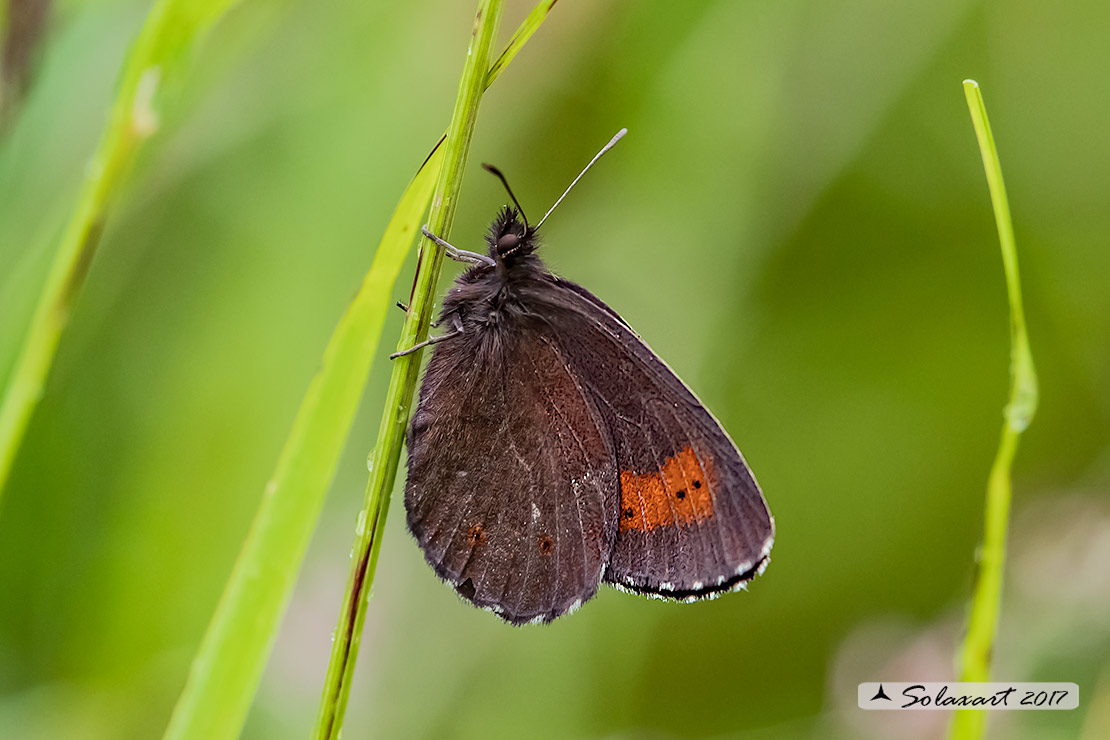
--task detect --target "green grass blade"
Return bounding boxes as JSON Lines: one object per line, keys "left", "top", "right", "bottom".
{"left": 311, "top": 1, "right": 504, "bottom": 738}
{"left": 948, "top": 79, "right": 1039, "bottom": 740}
{"left": 486, "top": 0, "right": 557, "bottom": 85}
{"left": 162, "top": 2, "right": 554, "bottom": 738}
{"left": 0, "top": 0, "right": 243, "bottom": 503}
{"left": 160, "top": 150, "right": 443, "bottom": 740}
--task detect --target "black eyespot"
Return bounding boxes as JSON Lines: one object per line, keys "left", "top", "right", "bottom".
{"left": 693, "top": 480, "right": 702, "bottom": 489}
{"left": 676, "top": 489, "right": 686, "bottom": 500}
{"left": 539, "top": 535, "right": 554, "bottom": 554}
{"left": 623, "top": 507, "right": 635, "bottom": 519}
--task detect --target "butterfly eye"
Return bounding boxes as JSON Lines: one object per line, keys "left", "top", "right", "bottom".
{"left": 497, "top": 232, "right": 520, "bottom": 253}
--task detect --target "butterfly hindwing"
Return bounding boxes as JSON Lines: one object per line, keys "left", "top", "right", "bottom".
{"left": 521, "top": 277, "right": 775, "bottom": 600}
{"left": 405, "top": 319, "right": 619, "bottom": 624}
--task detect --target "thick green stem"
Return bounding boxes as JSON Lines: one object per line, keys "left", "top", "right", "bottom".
{"left": 948, "top": 79, "right": 1039, "bottom": 740}
{"left": 310, "top": 2, "right": 503, "bottom": 738}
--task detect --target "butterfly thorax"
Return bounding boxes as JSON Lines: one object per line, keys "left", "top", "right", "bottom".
{"left": 436, "top": 207, "right": 553, "bottom": 333}
{"left": 440, "top": 257, "right": 551, "bottom": 338}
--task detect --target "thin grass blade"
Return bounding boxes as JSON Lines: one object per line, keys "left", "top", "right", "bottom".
{"left": 948, "top": 79, "right": 1039, "bottom": 740}
{"left": 0, "top": 0, "right": 244, "bottom": 502}
{"left": 161, "top": 146, "right": 443, "bottom": 740}
{"left": 311, "top": 1, "right": 504, "bottom": 737}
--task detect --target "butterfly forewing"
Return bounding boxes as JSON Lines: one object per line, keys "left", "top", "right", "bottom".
{"left": 522, "top": 277, "right": 775, "bottom": 599}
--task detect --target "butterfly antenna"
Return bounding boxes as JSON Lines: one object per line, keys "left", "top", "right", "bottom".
{"left": 481, "top": 163, "right": 530, "bottom": 231}
{"left": 536, "top": 128, "right": 627, "bottom": 229}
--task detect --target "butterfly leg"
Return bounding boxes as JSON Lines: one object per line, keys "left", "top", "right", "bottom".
{"left": 421, "top": 225, "right": 495, "bottom": 267}
{"left": 390, "top": 314, "right": 464, "bottom": 359}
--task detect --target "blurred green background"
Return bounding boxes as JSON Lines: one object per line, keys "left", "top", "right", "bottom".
{"left": 2, "top": 0, "right": 1109, "bottom": 738}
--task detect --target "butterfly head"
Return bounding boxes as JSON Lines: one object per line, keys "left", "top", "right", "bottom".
{"left": 487, "top": 206, "right": 539, "bottom": 264}
{"left": 479, "top": 130, "right": 625, "bottom": 272}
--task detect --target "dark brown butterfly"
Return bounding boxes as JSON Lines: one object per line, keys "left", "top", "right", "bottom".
{"left": 400, "top": 130, "right": 774, "bottom": 624}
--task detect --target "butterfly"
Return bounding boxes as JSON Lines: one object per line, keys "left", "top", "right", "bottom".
{"left": 399, "top": 129, "right": 774, "bottom": 624}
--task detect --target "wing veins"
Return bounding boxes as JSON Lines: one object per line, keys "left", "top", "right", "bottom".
{"left": 533, "top": 336, "right": 606, "bottom": 597}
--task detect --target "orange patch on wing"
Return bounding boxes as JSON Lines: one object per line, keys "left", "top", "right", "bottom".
{"left": 619, "top": 446, "right": 716, "bottom": 532}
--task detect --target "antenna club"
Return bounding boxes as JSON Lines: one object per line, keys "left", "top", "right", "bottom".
{"left": 536, "top": 127, "right": 628, "bottom": 229}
